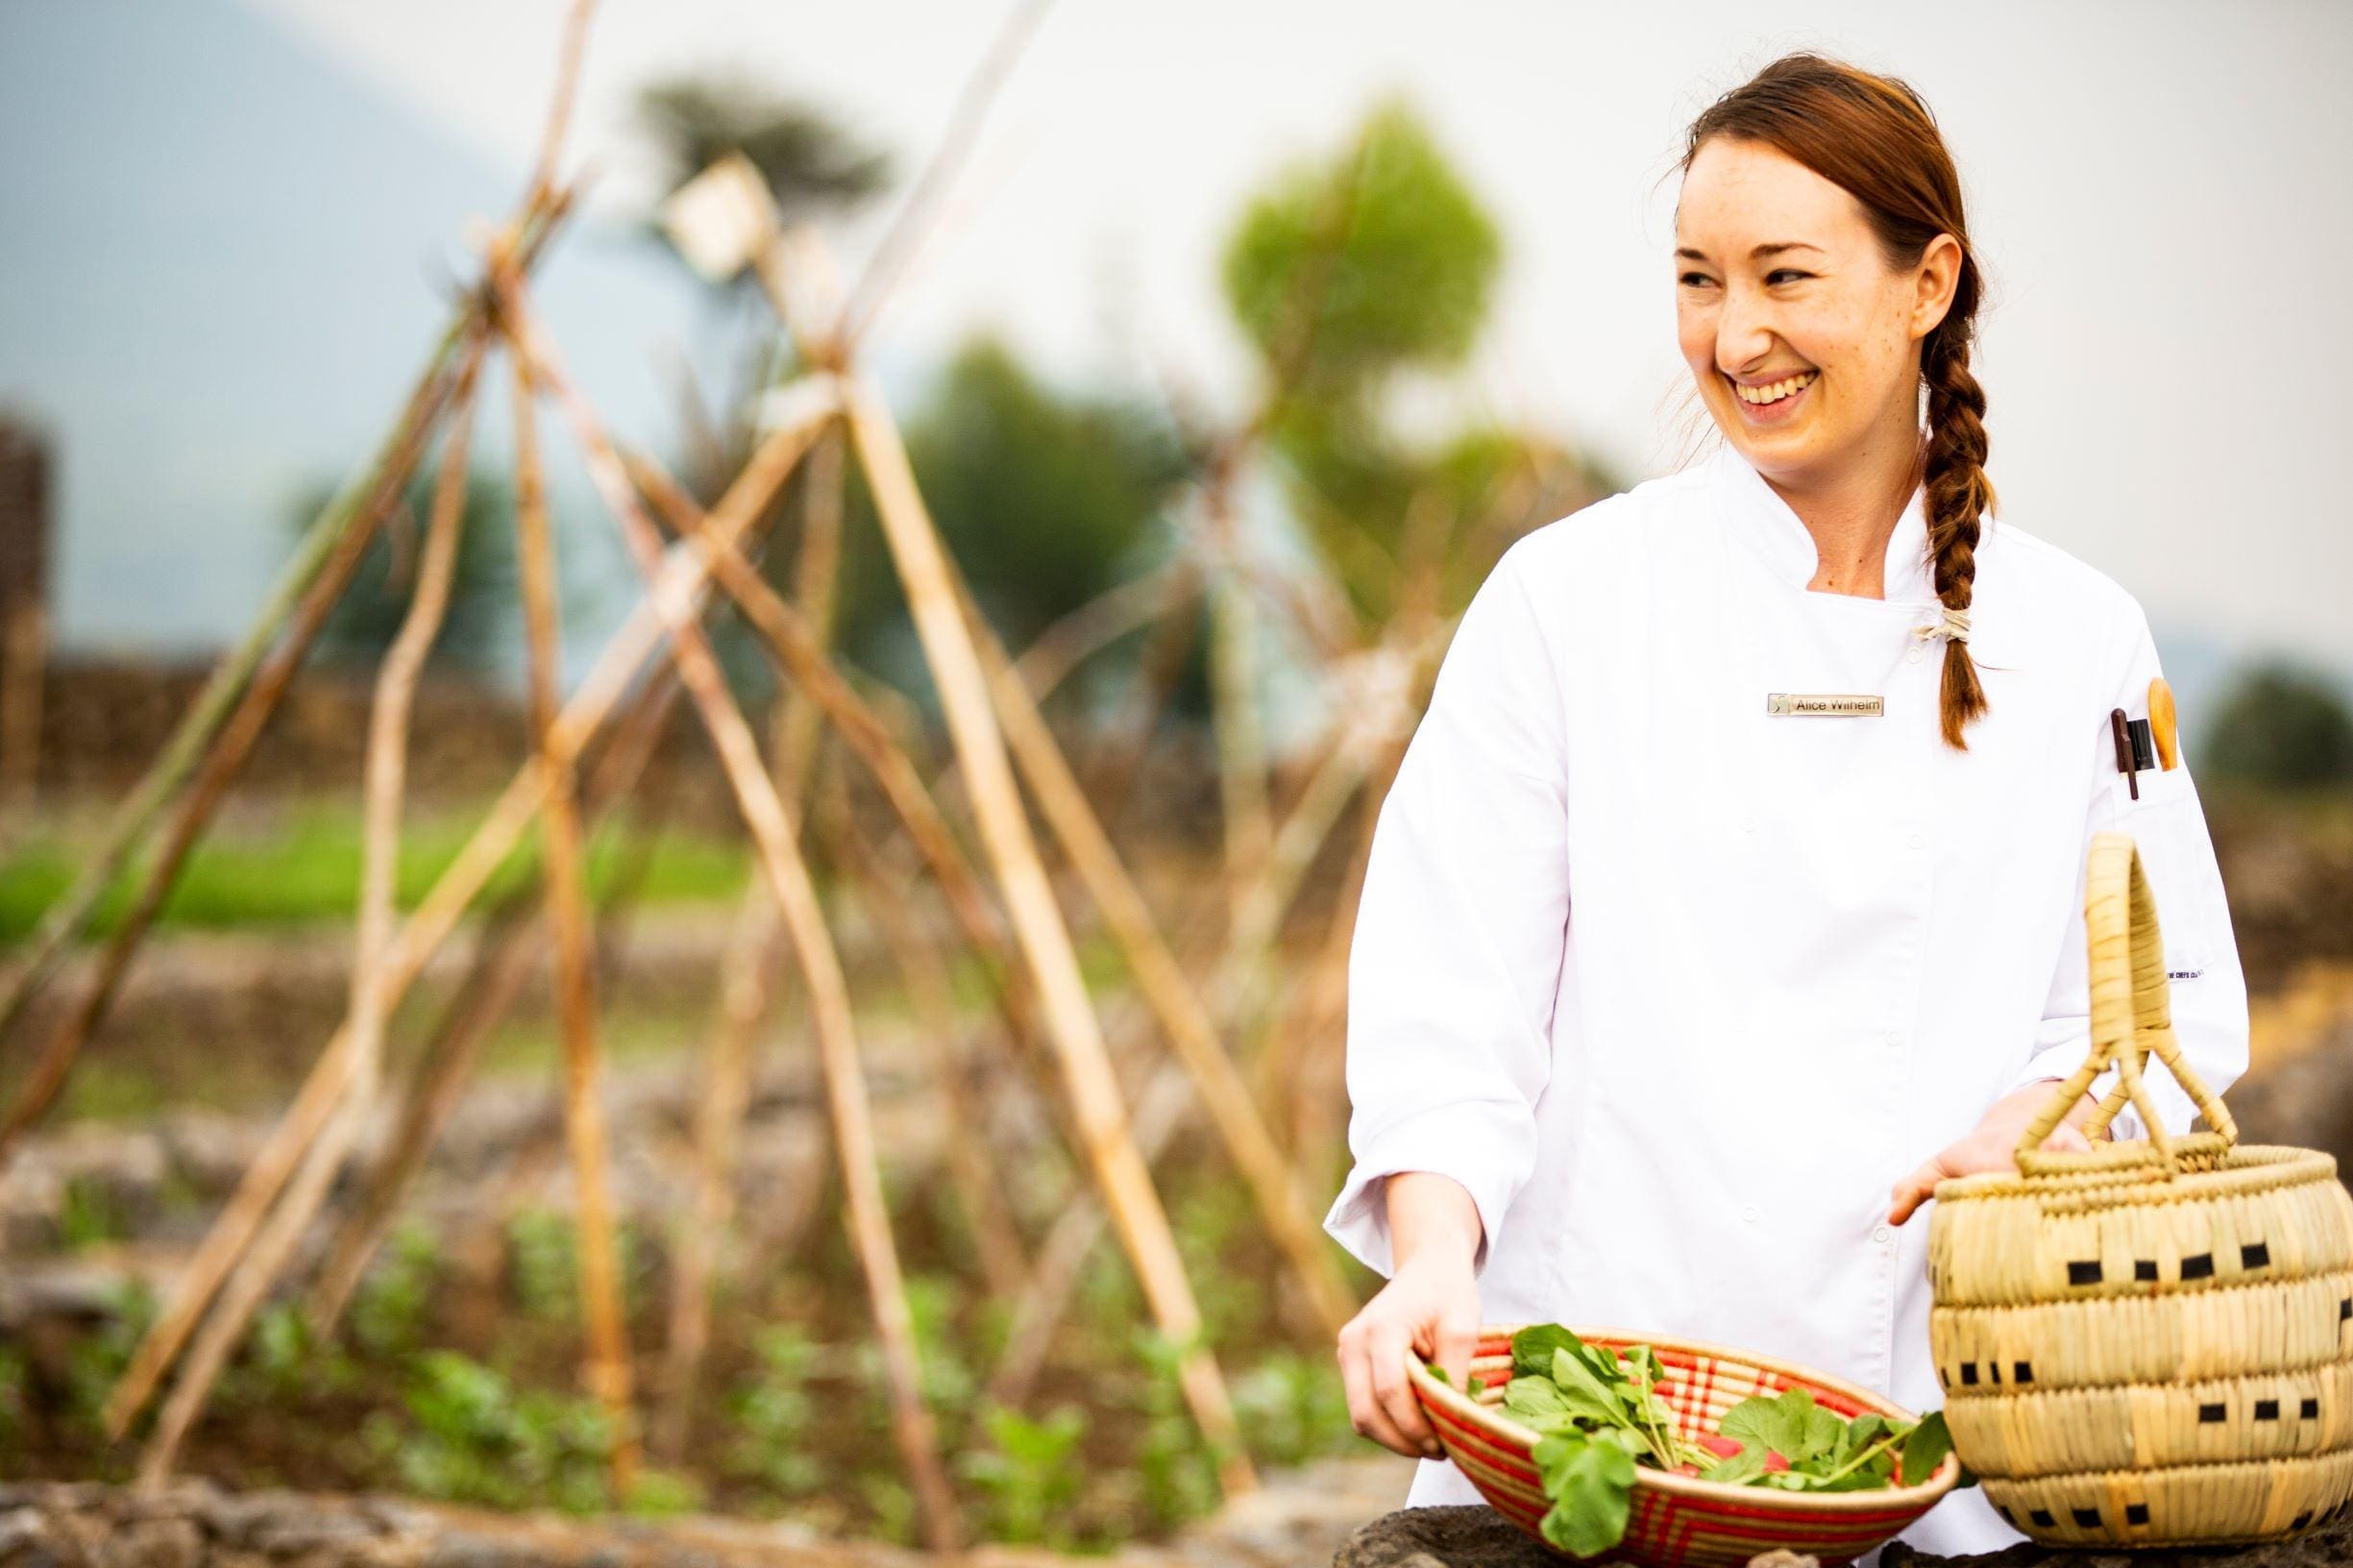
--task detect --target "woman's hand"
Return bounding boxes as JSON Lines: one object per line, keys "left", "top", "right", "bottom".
{"left": 1337, "top": 1171, "right": 1483, "bottom": 1459}
{"left": 1887, "top": 1077, "right": 2107, "bottom": 1226}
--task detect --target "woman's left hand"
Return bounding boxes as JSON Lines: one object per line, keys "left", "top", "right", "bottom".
{"left": 1888, "top": 1077, "right": 2106, "bottom": 1225}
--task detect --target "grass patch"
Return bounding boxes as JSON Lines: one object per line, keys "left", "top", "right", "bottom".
{"left": 0, "top": 805, "right": 751, "bottom": 945}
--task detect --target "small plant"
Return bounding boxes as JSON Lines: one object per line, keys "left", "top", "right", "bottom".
{"left": 957, "top": 1404, "right": 1087, "bottom": 1546}
{"left": 222, "top": 1301, "right": 355, "bottom": 1406}
{"left": 506, "top": 1209, "right": 644, "bottom": 1329}
{"left": 856, "top": 1472, "right": 916, "bottom": 1545}
{"left": 725, "top": 1324, "right": 821, "bottom": 1497}
{"left": 351, "top": 1221, "right": 439, "bottom": 1359}
{"left": 1233, "top": 1348, "right": 1353, "bottom": 1467}
{"left": 0, "top": 1343, "right": 26, "bottom": 1453}
{"left": 371, "top": 1351, "right": 617, "bottom": 1514}
{"left": 1131, "top": 1330, "right": 1218, "bottom": 1530}
{"left": 506, "top": 1209, "right": 581, "bottom": 1326}
{"left": 57, "top": 1176, "right": 128, "bottom": 1251}
{"left": 621, "top": 1465, "right": 705, "bottom": 1519}
{"left": 62, "top": 1279, "right": 158, "bottom": 1438}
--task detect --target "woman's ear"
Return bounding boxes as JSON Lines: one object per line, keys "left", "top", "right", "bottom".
{"left": 1911, "top": 233, "right": 1965, "bottom": 340}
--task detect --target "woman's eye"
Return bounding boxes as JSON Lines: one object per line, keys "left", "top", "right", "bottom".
{"left": 1678, "top": 272, "right": 1714, "bottom": 287}
{"left": 1768, "top": 270, "right": 1810, "bottom": 284}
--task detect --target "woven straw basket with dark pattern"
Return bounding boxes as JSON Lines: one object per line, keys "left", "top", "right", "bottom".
{"left": 1927, "top": 830, "right": 2353, "bottom": 1548}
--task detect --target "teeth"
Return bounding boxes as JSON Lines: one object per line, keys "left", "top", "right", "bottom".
{"left": 1735, "top": 371, "right": 1817, "bottom": 404}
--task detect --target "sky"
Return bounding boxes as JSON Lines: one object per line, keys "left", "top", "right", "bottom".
{"left": 4, "top": 1, "right": 2348, "bottom": 714}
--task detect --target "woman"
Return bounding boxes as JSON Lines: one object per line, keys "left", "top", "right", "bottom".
{"left": 1325, "top": 52, "right": 2248, "bottom": 1561}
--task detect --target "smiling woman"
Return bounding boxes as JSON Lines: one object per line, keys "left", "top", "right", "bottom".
{"left": 1672, "top": 64, "right": 1994, "bottom": 745}
{"left": 1325, "top": 50, "right": 2248, "bottom": 1568}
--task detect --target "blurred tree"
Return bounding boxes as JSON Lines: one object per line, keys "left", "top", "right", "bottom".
{"left": 635, "top": 76, "right": 892, "bottom": 234}
{"left": 1219, "top": 98, "right": 1599, "bottom": 626}
{"left": 296, "top": 471, "right": 516, "bottom": 677}
{"left": 627, "top": 77, "right": 899, "bottom": 705}
{"left": 2203, "top": 662, "right": 2353, "bottom": 790}
{"left": 837, "top": 334, "right": 1194, "bottom": 694}
{"left": 1224, "top": 99, "right": 1499, "bottom": 398}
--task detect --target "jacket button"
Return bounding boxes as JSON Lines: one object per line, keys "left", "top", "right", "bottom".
{"left": 1741, "top": 1205, "right": 1760, "bottom": 1224}
{"left": 1874, "top": 1224, "right": 1893, "bottom": 1245}
{"left": 1907, "top": 831, "right": 1925, "bottom": 849}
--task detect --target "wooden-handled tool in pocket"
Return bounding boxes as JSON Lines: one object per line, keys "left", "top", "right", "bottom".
{"left": 2148, "top": 676, "right": 2179, "bottom": 770}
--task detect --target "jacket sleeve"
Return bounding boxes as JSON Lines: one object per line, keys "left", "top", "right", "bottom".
{"left": 2006, "top": 605, "right": 2249, "bottom": 1143}
{"left": 1322, "top": 541, "right": 1572, "bottom": 1279}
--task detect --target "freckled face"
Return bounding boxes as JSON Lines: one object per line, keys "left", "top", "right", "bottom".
{"left": 1675, "top": 137, "right": 1939, "bottom": 487}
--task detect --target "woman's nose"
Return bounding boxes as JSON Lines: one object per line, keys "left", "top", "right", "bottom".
{"left": 1717, "top": 284, "right": 1779, "bottom": 371}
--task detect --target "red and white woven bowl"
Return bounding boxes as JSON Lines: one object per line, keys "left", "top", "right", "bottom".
{"left": 1409, "top": 1325, "right": 1962, "bottom": 1567}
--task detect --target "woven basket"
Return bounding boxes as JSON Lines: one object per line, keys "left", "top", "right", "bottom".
{"left": 1926, "top": 829, "right": 2353, "bottom": 1548}
{"left": 1408, "top": 1325, "right": 1961, "bottom": 1566}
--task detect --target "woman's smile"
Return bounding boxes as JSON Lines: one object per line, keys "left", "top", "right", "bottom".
{"left": 1727, "top": 368, "right": 1817, "bottom": 424}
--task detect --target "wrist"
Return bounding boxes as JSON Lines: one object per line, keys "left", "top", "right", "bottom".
{"left": 1385, "top": 1171, "right": 1484, "bottom": 1277}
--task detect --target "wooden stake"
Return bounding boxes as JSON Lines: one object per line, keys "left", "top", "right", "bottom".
{"left": 505, "top": 294, "right": 961, "bottom": 1553}
{"left": 135, "top": 348, "right": 488, "bottom": 1484}
{"left": 655, "top": 430, "right": 844, "bottom": 1460}
{"left": 945, "top": 563, "right": 1356, "bottom": 1340}
{"left": 305, "top": 672, "right": 685, "bottom": 1339}
{"left": 826, "top": 770, "right": 1032, "bottom": 1302}
{"left": 99, "top": 388, "right": 836, "bottom": 1440}
{"left": 845, "top": 373, "right": 1255, "bottom": 1496}
{"left": 0, "top": 201, "right": 565, "bottom": 1052}
{"left": 508, "top": 326, "right": 640, "bottom": 1491}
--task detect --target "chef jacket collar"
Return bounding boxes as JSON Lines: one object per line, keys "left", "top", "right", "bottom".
{"left": 1708, "top": 439, "right": 1937, "bottom": 605}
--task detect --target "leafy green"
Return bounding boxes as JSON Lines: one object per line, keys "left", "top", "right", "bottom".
{"left": 1492, "top": 1325, "right": 1974, "bottom": 1557}
{"left": 1900, "top": 1410, "right": 1957, "bottom": 1487}
{"left": 1532, "top": 1431, "right": 1638, "bottom": 1558}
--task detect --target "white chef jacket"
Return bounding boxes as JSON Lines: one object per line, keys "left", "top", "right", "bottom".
{"left": 1324, "top": 438, "right": 2249, "bottom": 1562}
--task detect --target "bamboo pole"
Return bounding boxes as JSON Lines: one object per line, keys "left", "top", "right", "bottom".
{"left": 99, "top": 388, "right": 837, "bottom": 1441}
{"left": 1218, "top": 635, "right": 1434, "bottom": 1057}
{"left": 1080, "top": 568, "right": 1203, "bottom": 822}
{"left": 1207, "top": 494, "right": 1272, "bottom": 940}
{"left": 826, "top": 771, "right": 1031, "bottom": 1302}
{"left": 837, "top": 0, "right": 1057, "bottom": 347}
{"left": 1280, "top": 738, "right": 1395, "bottom": 1171}
{"left": 844, "top": 373, "right": 1255, "bottom": 1496}
{"left": 0, "top": 333, "right": 496, "bottom": 1167}
{"left": 944, "top": 564, "right": 1356, "bottom": 1340}
{"left": 505, "top": 294, "right": 961, "bottom": 1553}
{"left": 134, "top": 354, "right": 488, "bottom": 1484}
{"left": 0, "top": 201, "right": 565, "bottom": 1054}
{"left": 304, "top": 670, "right": 684, "bottom": 1339}
{"left": 987, "top": 1058, "right": 1193, "bottom": 1409}
{"left": 654, "top": 429, "right": 843, "bottom": 1460}
{"left": 1011, "top": 559, "right": 1195, "bottom": 701}
{"left": 507, "top": 324, "right": 640, "bottom": 1491}
{"left": 625, "top": 453, "right": 1056, "bottom": 1091}
{"left": 652, "top": 851, "right": 779, "bottom": 1463}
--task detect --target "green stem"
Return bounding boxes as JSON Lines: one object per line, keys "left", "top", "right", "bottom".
{"left": 1811, "top": 1431, "right": 1906, "bottom": 1487}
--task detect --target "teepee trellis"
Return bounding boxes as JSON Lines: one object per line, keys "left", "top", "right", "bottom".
{"left": 0, "top": 0, "right": 1643, "bottom": 1542}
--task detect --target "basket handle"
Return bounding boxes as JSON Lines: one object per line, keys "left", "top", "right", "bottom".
{"left": 2015, "top": 830, "right": 2238, "bottom": 1169}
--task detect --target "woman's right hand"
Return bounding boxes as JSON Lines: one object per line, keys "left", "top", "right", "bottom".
{"left": 1336, "top": 1170, "right": 1484, "bottom": 1459}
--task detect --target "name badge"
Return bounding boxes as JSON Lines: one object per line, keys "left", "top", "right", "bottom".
{"left": 1767, "top": 693, "right": 1883, "bottom": 718}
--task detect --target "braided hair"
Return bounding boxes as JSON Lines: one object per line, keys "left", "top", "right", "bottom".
{"left": 1684, "top": 53, "right": 1998, "bottom": 747}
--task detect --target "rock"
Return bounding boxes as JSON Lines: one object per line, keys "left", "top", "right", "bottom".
{"left": 0, "top": 1509, "right": 51, "bottom": 1564}
{"left": 99, "top": 1520, "right": 201, "bottom": 1568}
{"left": 1333, "top": 1507, "right": 1555, "bottom": 1567}
{"left": 1336, "top": 1506, "right": 2353, "bottom": 1568}
{"left": 1877, "top": 1506, "right": 2353, "bottom": 1568}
